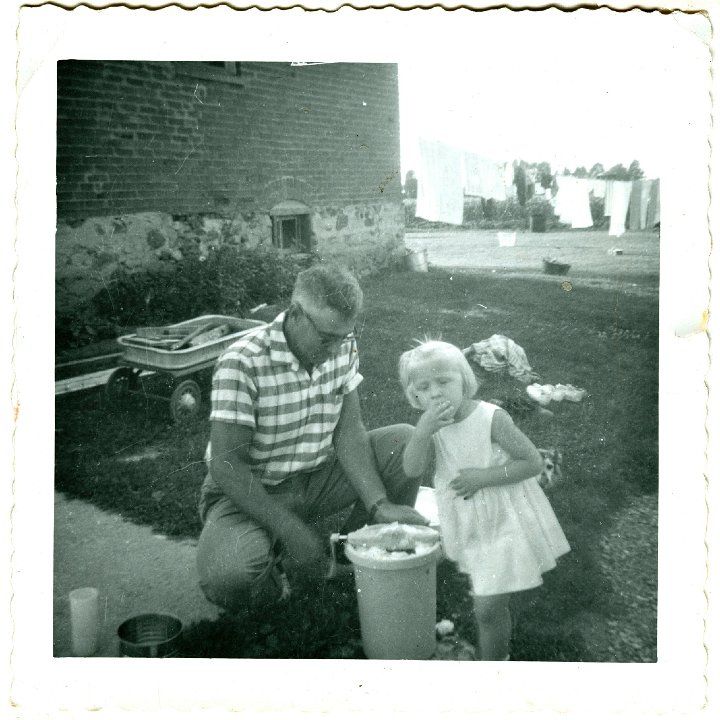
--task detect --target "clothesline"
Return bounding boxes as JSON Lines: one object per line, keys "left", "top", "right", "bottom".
{"left": 413, "top": 139, "right": 660, "bottom": 236}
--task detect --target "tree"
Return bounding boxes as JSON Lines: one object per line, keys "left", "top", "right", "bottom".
{"left": 601, "top": 163, "right": 629, "bottom": 180}
{"left": 403, "top": 170, "right": 417, "bottom": 198}
{"left": 599, "top": 161, "right": 645, "bottom": 180}
{"left": 589, "top": 163, "right": 605, "bottom": 178}
{"left": 536, "top": 161, "right": 553, "bottom": 189}
{"left": 513, "top": 163, "right": 528, "bottom": 206}
{"left": 627, "top": 160, "right": 645, "bottom": 179}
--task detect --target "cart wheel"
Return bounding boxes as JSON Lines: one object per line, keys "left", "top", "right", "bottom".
{"left": 105, "top": 368, "right": 139, "bottom": 405}
{"left": 170, "top": 379, "right": 202, "bottom": 424}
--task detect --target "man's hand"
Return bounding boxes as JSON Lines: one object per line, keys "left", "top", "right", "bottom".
{"left": 372, "top": 500, "right": 429, "bottom": 526}
{"left": 285, "top": 522, "right": 325, "bottom": 563}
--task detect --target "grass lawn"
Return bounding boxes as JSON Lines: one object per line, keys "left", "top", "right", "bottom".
{"left": 55, "top": 233, "right": 658, "bottom": 660}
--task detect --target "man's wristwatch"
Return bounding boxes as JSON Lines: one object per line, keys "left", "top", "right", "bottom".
{"left": 368, "top": 497, "right": 390, "bottom": 522}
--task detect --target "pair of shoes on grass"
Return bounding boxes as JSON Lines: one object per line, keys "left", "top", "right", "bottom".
{"left": 526, "top": 383, "right": 586, "bottom": 405}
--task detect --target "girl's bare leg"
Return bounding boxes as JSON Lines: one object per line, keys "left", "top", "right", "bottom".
{"left": 472, "top": 593, "right": 512, "bottom": 660}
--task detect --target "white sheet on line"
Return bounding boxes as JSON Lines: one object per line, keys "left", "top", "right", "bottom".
{"left": 415, "top": 138, "right": 464, "bottom": 225}
{"left": 608, "top": 180, "right": 633, "bottom": 236}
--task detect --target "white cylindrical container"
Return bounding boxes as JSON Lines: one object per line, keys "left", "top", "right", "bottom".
{"left": 345, "top": 543, "right": 441, "bottom": 660}
{"left": 497, "top": 231, "right": 517, "bottom": 247}
{"left": 69, "top": 587, "right": 100, "bottom": 656}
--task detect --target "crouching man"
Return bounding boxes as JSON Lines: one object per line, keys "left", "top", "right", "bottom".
{"left": 196, "top": 263, "right": 429, "bottom": 611}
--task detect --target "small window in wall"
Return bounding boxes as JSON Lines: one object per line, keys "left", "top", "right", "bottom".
{"left": 270, "top": 201, "right": 313, "bottom": 252}
{"left": 202, "top": 61, "right": 241, "bottom": 76}
{"left": 174, "top": 61, "right": 243, "bottom": 85}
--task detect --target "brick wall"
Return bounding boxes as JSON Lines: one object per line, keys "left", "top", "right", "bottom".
{"left": 57, "top": 61, "right": 402, "bottom": 219}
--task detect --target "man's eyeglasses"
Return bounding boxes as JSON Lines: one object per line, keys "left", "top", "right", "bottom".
{"left": 295, "top": 304, "right": 358, "bottom": 345}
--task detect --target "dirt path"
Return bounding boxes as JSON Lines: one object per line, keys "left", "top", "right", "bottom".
{"left": 598, "top": 493, "right": 658, "bottom": 661}
{"left": 53, "top": 491, "right": 219, "bottom": 657}
{"left": 569, "top": 493, "right": 658, "bottom": 662}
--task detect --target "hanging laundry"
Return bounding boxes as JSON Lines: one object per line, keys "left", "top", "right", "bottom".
{"left": 463, "top": 153, "right": 506, "bottom": 201}
{"left": 608, "top": 180, "right": 633, "bottom": 236}
{"left": 589, "top": 179, "right": 607, "bottom": 199}
{"left": 646, "top": 179, "right": 661, "bottom": 228}
{"left": 603, "top": 180, "right": 614, "bottom": 217}
{"left": 415, "top": 139, "right": 464, "bottom": 225}
{"left": 462, "top": 335, "right": 539, "bottom": 385}
{"left": 639, "top": 178, "right": 653, "bottom": 229}
{"left": 573, "top": 178, "right": 593, "bottom": 228}
{"left": 552, "top": 176, "right": 572, "bottom": 224}
{"left": 503, "top": 162, "right": 516, "bottom": 199}
{"left": 553, "top": 176, "right": 593, "bottom": 229}
{"left": 627, "top": 180, "right": 644, "bottom": 231}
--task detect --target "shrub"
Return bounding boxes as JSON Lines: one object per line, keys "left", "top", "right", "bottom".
{"left": 405, "top": 197, "right": 540, "bottom": 231}
{"left": 56, "top": 246, "right": 309, "bottom": 351}
{"left": 590, "top": 195, "right": 608, "bottom": 229}
{"left": 55, "top": 304, "right": 119, "bottom": 350}
{"left": 462, "top": 197, "right": 486, "bottom": 225}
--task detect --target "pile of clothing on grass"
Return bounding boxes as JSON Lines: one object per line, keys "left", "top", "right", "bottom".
{"left": 462, "top": 334, "right": 587, "bottom": 412}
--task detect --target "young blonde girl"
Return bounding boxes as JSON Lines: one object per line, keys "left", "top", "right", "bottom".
{"left": 399, "top": 340, "right": 570, "bottom": 661}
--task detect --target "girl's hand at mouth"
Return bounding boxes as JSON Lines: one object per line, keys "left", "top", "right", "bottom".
{"left": 416, "top": 400, "right": 455, "bottom": 436}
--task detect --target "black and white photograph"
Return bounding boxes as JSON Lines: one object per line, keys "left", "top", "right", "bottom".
{"left": 7, "top": 2, "right": 717, "bottom": 717}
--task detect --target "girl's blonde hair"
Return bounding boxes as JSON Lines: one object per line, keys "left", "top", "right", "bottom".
{"left": 398, "top": 340, "right": 478, "bottom": 409}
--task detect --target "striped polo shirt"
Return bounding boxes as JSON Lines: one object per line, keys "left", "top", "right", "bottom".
{"left": 207, "top": 311, "right": 362, "bottom": 486}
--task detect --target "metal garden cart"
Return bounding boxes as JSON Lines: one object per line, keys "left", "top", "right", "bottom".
{"left": 105, "top": 315, "right": 267, "bottom": 424}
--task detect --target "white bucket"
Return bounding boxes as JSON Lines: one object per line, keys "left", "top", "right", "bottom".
{"left": 405, "top": 248, "right": 428, "bottom": 272}
{"left": 345, "top": 542, "right": 441, "bottom": 660}
{"left": 497, "top": 231, "right": 517, "bottom": 247}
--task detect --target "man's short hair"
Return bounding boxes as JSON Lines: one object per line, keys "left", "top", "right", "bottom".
{"left": 292, "top": 264, "right": 363, "bottom": 319}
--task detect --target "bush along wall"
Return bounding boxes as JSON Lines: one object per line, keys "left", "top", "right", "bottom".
{"left": 404, "top": 195, "right": 609, "bottom": 231}
{"left": 404, "top": 197, "right": 545, "bottom": 231}
{"left": 589, "top": 195, "right": 609, "bottom": 229}
{"left": 55, "top": 246, "right": 309, "bottom": 351}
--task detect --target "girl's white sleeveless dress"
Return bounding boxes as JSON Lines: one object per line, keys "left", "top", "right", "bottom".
{"left": 433, "top": 401, "right": 570, "bottom": 596}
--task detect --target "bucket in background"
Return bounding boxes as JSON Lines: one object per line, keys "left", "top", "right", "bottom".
{"left": 497, "top": 231, "right": 517, "bottom": 247}
{"left": 118, "top": 612, "right": 183, "bottom": 658}
{"left": 405, "top": 248, "right": 428, "bottom": 272}
{"left": 345, "top": 542, "right": 442, "bottom": 660}
{"left": 542, "top": 258, "right": 571, "bottom": 275}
